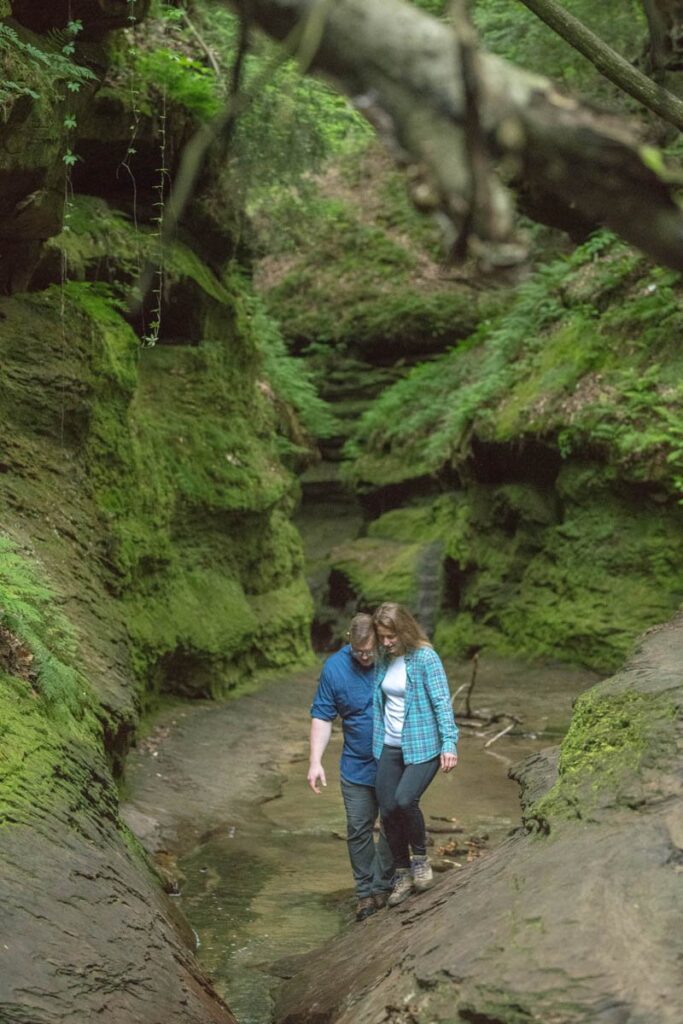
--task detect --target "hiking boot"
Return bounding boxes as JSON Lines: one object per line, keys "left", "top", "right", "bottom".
{"left": 372, "top": 891, "right": 389, "bottom": 910}
{"left": 411, "top": 855, "right": 434, "bottom": 892}
{"left": 355, "top": 896, "right": 377, "bottom": 922}
{"left": 387, "top": 868, "right": 414, "bottom": 907}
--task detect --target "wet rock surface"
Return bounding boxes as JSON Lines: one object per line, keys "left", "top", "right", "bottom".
{"left": 273, "top": 616, "right": 683, "bottom": 1024}
{"left": 0, "top": 753, "right": 235, "bottom": 1024}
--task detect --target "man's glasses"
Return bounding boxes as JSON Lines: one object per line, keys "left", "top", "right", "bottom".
{"left": 351, "top": 647, "right": 374, "bottom": 658}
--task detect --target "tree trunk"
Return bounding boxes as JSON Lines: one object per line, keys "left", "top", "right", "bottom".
{"left": 233, "top": 0, "right": 683, "bottom": 270}
{"left": 642, "top": 0, "right": 683, "bottom": 76}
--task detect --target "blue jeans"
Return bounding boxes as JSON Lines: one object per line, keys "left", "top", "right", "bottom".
{"left": 340, "top": 778, "right": 394, "bottom": 898}
{"left": 375, "top": 745, "right": 440, "bottom": 869}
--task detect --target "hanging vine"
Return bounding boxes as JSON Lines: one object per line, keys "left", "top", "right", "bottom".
{"left": 143, "top": 82, "right": 168, "bottom": 347}
{"left": 119, "top": 0, "right": 144, "bottom": 282}
{"left": 59, "top": 16, "right": 87, "bottom": 442}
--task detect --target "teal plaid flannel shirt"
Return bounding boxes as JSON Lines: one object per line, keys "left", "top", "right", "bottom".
{"left": 372, "top": 645, "right": 459, "bottom": 764}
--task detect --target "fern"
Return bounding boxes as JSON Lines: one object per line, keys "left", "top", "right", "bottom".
{"left": 0, "top": 535, "right": 89, "bottom": 712}
{"left": 0, "top": 22, "right": 96, "bottom": 114}
{"left": 229, "top": 271, "right": 339, "bottom": 440}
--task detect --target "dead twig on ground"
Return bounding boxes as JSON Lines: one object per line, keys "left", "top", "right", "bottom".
{"left": 484, "top": 722, "right": 515, "bottom": 747}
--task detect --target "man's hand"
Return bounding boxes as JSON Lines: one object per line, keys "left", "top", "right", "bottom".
{"left": 440, "top": 752, "right": 458, "bottom": 773}
{"left": 308, "top": 763, "right": 327, "bottom": 793}
{"left": 309, "top": 719, "right": 332, "bottom": 792}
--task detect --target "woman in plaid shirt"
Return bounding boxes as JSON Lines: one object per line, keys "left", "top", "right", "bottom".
{"left": 372, "top": 602, "right": 459, "bottom": 907}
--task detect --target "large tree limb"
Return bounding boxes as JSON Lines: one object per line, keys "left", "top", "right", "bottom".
{"left": 233, "top": 0, "right": 683, "bottom": 271}
{"left": 518, "top": 0, "right": 683, "bottom": 129}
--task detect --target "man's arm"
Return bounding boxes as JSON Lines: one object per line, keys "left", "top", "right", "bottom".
{"left": 308, "top": 718, "right": 333, "bottom": 794}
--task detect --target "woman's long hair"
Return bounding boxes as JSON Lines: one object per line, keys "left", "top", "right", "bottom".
{"left": 373, "top": 602, "right": 430, "bottom": 657}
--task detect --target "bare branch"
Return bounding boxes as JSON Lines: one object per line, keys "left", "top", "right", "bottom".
{"left": 518, "top": 0, "right": 683, "bottom": 130}
{"left": 181, "top": 11, "right": 222, "bottom": 78}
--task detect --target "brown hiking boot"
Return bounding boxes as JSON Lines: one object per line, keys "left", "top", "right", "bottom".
{"left": 372, "top": 892, "right": 389, "bottom": 910}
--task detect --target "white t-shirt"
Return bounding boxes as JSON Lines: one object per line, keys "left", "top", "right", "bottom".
{"left": 382, "top": 656, "right": 407, "bottom": 747}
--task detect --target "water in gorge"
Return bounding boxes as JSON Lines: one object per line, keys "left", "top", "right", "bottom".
{"left": 123, "top": 655, "right": 599, "bottom": 1024}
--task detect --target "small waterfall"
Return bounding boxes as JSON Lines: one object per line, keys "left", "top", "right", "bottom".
{"left": 415, "top": 540, "right": 444, "bottom": 637}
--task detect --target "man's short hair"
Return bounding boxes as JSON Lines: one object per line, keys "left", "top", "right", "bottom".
{"left": 348, "top": 613, "right": 374, "bottom": 646}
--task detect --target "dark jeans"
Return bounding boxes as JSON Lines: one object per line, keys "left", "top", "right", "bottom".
{"left": 340, "top": 779, "right": 394, "bottom": 898}
{"left": 375, "top": 745, "right": 440, "bottom": 869}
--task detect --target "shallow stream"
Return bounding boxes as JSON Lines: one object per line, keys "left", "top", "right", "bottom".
{"left": 123, "top": 655, "right": 599, "bottom": 1024}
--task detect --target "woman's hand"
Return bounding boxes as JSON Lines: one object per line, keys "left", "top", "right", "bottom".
{"left": 440, "top": 752, "right": 458, "bottom": 773}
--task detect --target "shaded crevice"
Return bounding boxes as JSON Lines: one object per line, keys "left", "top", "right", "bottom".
{"left": 441, "top": 556, "right": 471, "bottom": 614}
{"left": 467, "top": 437, "right": 562, "bottom": 486}
{"left": 357, "top": 474, "right": 450, "bottom": 519}
{"left": 327, "top": 568, "right": 357, "bottom": 610}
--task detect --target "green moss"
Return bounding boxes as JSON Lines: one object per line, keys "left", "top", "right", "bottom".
{"left": 57, "top": 196, "right": 232, "bottom": 305}
{"left": 367, "top": 504, "right": 443, "bottom": 543}
{"left": 0, "top": 672, "right": 67, "bottom": 824}
{"left": 431, "top": 481, "right": 683, "bottom": 671}
{"left": 346, "top": 234, "right": 683, "bottom": 494}
{"left": 493, "top": 315, "right": 605, "bottom": 437}
{"left": 328, "top": 536, "right": 424, "bottom": 607}
{"left": 0, "top": 668, "right": 112, "bottom": 827}
{"left": 0, "top": 539, "right": 113, "bottom": 827}
{"left": 129, "top": 569, "right": 256, "bottom": 655}
{"left": 532, "top": 688, "right": 678, "bottom": 822}
{"left": 0, "top": 21, "right": 97, "bottom": 116}
{"left": 247, "top": 577, "right": 315, "bottom": 669}
{"left": 433, "top": 611, "right": 504, "bottom": 660}
{"left": 270, "top": 274, "right": 482, "bottom": 355}
{"left": 0, "top": 531, "right": 103, "bottom": 715}
{"left": 72, "top": 276, "right": 313, "bottom": 688}
{"left": 133, "top": 47, "right": 221, "bottom": 119}
{"left": 0, "top": 268, "right": 313, "bottom": 714}
{"left": 260, "top": 176, "right": 487, "bottom": 358}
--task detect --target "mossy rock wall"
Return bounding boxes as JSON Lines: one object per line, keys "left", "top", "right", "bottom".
{"left": 0, "top": 4, "right": 315, "bottom": 1013}
{"left": 306, "top": 237, "right": 683, "bottom": 673}
{"left": 0, "top": 273, "right": 312, "bottom": 703}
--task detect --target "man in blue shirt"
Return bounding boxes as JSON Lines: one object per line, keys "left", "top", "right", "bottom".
{"left": 308, "top": 613, "right": 394, "bottom": 921}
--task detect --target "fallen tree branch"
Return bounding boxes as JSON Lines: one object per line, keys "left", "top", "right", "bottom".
{"left": 484, "top": 722, "right": 515, "bottom": 747}
{"left": 234, "top": 0, "right": 683, "bottom": 270}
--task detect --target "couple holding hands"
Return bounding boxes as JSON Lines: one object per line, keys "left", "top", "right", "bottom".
{"left": 308, "top": 602, "right": 459, "bottom": 922}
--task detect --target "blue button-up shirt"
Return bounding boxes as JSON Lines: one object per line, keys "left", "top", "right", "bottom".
{"left": 310, "top": 645, "right": 377, "bottom": 786}
{"left": 373, "top": 645, "right": 459, "bottom": 764}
